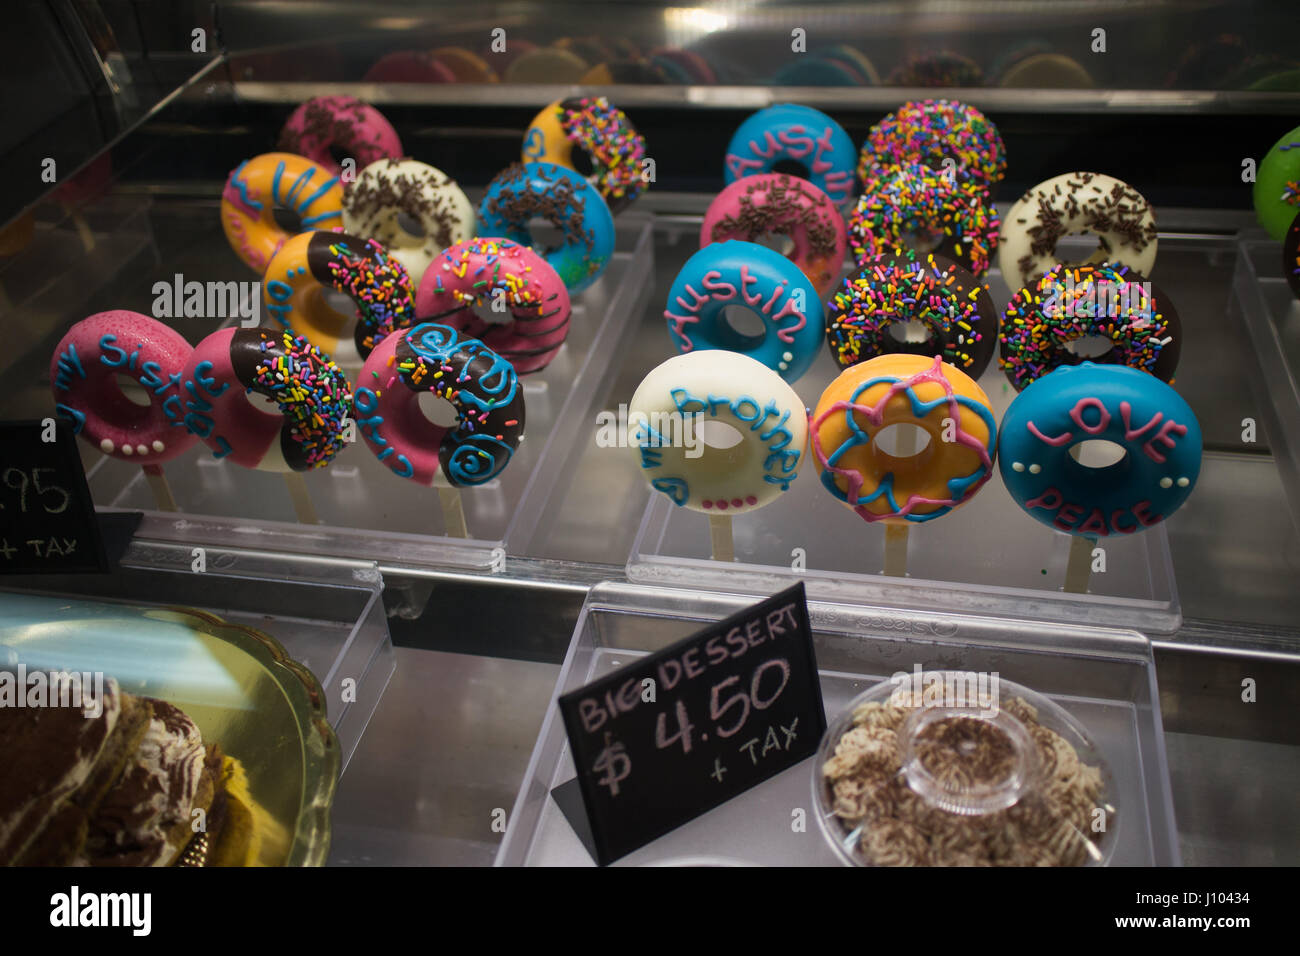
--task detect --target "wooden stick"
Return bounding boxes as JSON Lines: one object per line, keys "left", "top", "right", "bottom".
{"left": 1063, "top": 534, "right": 1093, "bottom": 593}
{"left": 67, "top": 206, "right": 95, "bottom": 253}
{"left": 433, "top": 473, "right": 469, "bottom": 538}
{"left": 883, "top": 522, "right": 909, "bottom": 577}
{"left": 284, "top": 472, "right": 319, "bottom": 524}
{"left": 709, "top": 513, "right": 734, "bottom": 562}
{"left": 141, "top": 464, "right": 177, "bottom": 512}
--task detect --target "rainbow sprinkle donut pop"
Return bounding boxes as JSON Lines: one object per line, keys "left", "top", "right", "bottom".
{"left": 860, "top": 99, "right": 1007, "bottom": 192}
{"left": 998, "top": 362, "right": 1201, "bottom": 592}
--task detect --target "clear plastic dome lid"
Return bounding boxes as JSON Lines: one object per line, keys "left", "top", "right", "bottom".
{"left": 813, "top": 671, "right": 1118, "bottom": 866}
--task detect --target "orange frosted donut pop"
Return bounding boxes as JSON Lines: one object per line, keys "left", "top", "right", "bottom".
{"left": 811, "top": 353, "right": 997, "bottom": 524}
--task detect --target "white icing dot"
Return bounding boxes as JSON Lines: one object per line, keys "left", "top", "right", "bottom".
{"left": 100, "top": 438, "right": 114, "bottom": 454}
{"left": 152, "top": 440, "right": 165, "bottom": 452}
{"left": 782, "top": 351, "right": 793, "bottom": 362}
{"left": 1159, "top": 477, "right": 1173, "bottom": 488}
{"left": 778, "top": 362, "right": 788, "bottom": 371}
{"left": 136, "top": 444, "right": 148, "bottom": 456}
{"left": 1177, "top": 477, "right": 1189, "bottom": 487}
{"left": 121, "top": 443, "right": 134, "bottom": 456}
{"left": 1028, "top": 464, "right": 1041, "bottom": 474}
{"left": 1012, "top": 461, "right": 1025, "bottom": 472}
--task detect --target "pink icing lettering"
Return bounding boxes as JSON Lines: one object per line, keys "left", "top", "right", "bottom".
{"left": 664, "top": 311, "right": 698, "bottom": 350}
{"left": 1132, "top": 500, "right": 1162, "bottom": 526}
{"left": 1053, "top": 502, "right": 1084, "bottom": 531}
{"left": 702, "top": 270, "right": 736, "bottom": 299}
{"left": 1120, "top": 401, "right": 1162, "bottom": 441}
{"left": 1069, "top": 397, "right": 1110, "bottom": 434}
{"left": 1111, "top": 509, "right": 1138, "bottom": 533}
{"left": 1026, "top": 420, "right": 1073, "bottom": 447}
{"left": 761, "top": 282, "right": 785, "bottom": 316}
{"left": 777, "top": 126, "right": 814, "bottom": 158}
{"left": 1140, "top": 420, "right": 1187, "bottom": 464}
{"left": 726, "top": 153, "right": 764, "bottom": 179}
{"left": 1077, "top": 509, "right": 1109, "bottom": 536}
{"left": 811, "top": 127, "right": 836, "bottom": 174}
{"left": 1024, "top": 488, "right": 1063, "bottom": 511}
{"left": 773, "top": 298, "right": 806, "bottom": 342}
{"left": 675, "top": 283, "right": 709, "bottom": 314}
{"left": 748, "top": 131, "right": 782, "bottom": 159}
{"left": 739, "top": 266, "right": 763, "bottom": 306}
{"left": 822, "top": 170, "right": 853, "bottom": 202}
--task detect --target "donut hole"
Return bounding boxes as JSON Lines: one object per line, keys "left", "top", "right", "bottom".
{"left": 321, "top": 288, "right": 355, "bottom": 316}
{"left": 526, "top": 217, "right": 564, "bottom": 253}
{"left": 417, "top": 392, "right": 460, "bottom": 428}
{"left": 720, "top": 305, "right": 767, "bottom": 348}
{"left": 753, "top": 232, "right": 796, "bottom": 256}
{"left": 115, "top": 374, "right": 151, "bottom": 408}
{"left": 243, "top": 390, "right": 282, "bottom": 415}
{"left": 1068, "top": 440, "right": 1127, "bottom": 469}
{"left": 1052, "top": 231, "right": 1105, "bottom": 264}
{"left": 327, "top": 144, "right": 352, "bottom": 168}
{"left": 872, "top": 423, "right": 932, "bottom": 459}
{"left": 271, "top": 207, "right": 304, "bottom": 234}
{"left": 571, "top": 148, "right": 596, "bottom": 178}
{"left": 1064, "top": 334, "right": 1113, "bottom": 360}
{"left": 697, "top": 419, "right": 743, "bottom": 450}
{"left": 771, "top": 158, "right": 810, "bottom": 180}
{"left": 396, "top": 212, "right": 427, "bottom": 240}
{"left": 900, "top": 225, "right": 944, "bottom": 254}
{"left": 887, "top": 320, "right": 933, "bottom": 345}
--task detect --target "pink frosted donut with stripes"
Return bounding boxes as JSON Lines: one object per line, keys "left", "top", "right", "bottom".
{"left": 50, "top": 310, "right": 198, "bottom": 464}
{"left": 414, "top": 237, "right": 571, "bottom": 374}
{"left": 276, "top": 96, "right": 403, "bottom": 178}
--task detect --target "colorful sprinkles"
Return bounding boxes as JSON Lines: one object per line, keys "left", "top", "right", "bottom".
{"left": 998, "top": 261, "right": 1181, "bottom": 391}
{"left": 558, "top": 96, "right": 647, "bottom": 212}
{"left": 248, "top": 329, "right": 352, "bottom": 468}
{"left": 849, "top": 161, "right": 1000, "bottom": 277}
{"left": 321, "top": 235, "right": 416, "bottom": 355}
{"left": 860, "top": 99, "right": 1007, "bottom": 191}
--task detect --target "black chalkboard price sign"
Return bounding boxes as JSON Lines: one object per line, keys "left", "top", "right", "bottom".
{"left": 557, "top": 583, "right": 826, "bottom": 865}
{"left": 0, "top": 420, "right": 107, "bottom": 574}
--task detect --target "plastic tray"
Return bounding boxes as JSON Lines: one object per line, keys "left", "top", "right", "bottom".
{"left": 83, "top": 212, "right": 655, "bottom": 570}
{"left": 1232, "top": 237, "right": 1300, "bottom": 537}
{"left": 0, "top": 538, "right": 393, "bottom": 773}
{"left": 628, "top": 233, "right": 1202, "bottom": 634}
{"left": 496, "top": 582, "right": 1180, "bottom": 866}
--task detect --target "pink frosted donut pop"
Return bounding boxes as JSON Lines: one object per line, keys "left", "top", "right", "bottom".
{"left": 415, "top": 237, "right": 571, "bottom": 374}
{"left": 50, "top": 310, "right": 198, "bottom": 464}
{"left": 179, "top": 327, "right": 352, "bottom": 472}
{"left": 276, "top": 96, "right": 403, "bottom": 178}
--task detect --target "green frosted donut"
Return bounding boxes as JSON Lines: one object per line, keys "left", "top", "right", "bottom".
{"left": 1253, "top": 124, "right": 1300, "bottom": 240}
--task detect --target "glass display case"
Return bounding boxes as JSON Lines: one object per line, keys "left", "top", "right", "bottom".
{"left": 1, "top": 0, "right": 1297, "bottom": 869}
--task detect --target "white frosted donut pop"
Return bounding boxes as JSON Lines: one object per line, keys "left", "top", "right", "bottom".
{"left": 627, "top": 351, "right": 808, "bottom": 514}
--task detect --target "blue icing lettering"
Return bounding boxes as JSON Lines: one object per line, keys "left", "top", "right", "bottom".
{"left": 138, "top": 361, "right": 163, "bottom": 390}
{"left": 98, "top": 334, "right": 127, "bottom": 367}
{"left": 54, "top": 403, "right": 85, "bottom": 434}
{"left": 53, "top": 343, "right": 87, "bottom": 391}
{"left": 733, "top": 398, "right": 762, "bottom": 423}
{"left": 652, "top": 476, "right": 690, "bottom": 505}
{"left": 670, "top": 387, "right": 706, "bottom": 414}
{"left": 523, "top": 127, "right": 544, "bottom": 158}
{"left": 392, "top": 455, "right": 414, "bottom": 479}
{"left": 212, "top": 435, "right": 233, "bottom": 459}
{"left": 192, "top": 361, "right": 229, "bottom": 398}
{"left": 446, "top": 434, "right": 513, "bottom": 486}
{"left": 162, "top": 394, "right": 184, "bottom": 422}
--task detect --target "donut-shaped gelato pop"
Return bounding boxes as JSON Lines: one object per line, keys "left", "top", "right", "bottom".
{"left": 415, "top": 238, "right": 571, "bottom": 375}
{"left": 478, "top": 162, "right": 615, "bottom": 293}
{"left": 999, "top": 262, "right": 1182, "bottom": 392}
{"left": 179, "top": 328, "right": 352, "bottom": 471}
{"left": 997, "top": 363, "right": 1201, "bottom": 536}
{"left": 341, "top": 159, "right": 476, "bottom": 288}
{"left": 724, "top": 104, "right": 856, "bottom": 207}
{"left": 664, "top": 240, "right": 825, "bottom": 383}
{"left": 850, "top": 161, "right": 1000, "bottom": 277}
{"left": 811, "top": 354, "right": 997, "bottom": 524}
{"left": 262, "top": 230, "right": 416, "bottom": 360}
{"left": 860, "top": 99, "right": 1006, "bottom": 192}
{"left": 220, "top": 153, "right": 342, "bottom": 273}
{"left": 50, "top": 311, "right": 199, "bottom": 464}
{"left": 523, "top": 97, "right": 647, "bottom": 213}
{"left": 1252, "top": 124, "right": 1300, "bottom": 241}
{"left": 827, "top": 250, "right": 998, "bottom": 379}
{"left": 701, "top": 173, "right": 847, "bottom": 299}
{"left": 998, "top": 172, "right": 1157, "bottom": 292}
{"left": 628, "top": 350, "right": 808, "bottom": 514}
{"left": 276, "top": 96, "right": 402, "bottom": 178}
{"left": 355, "top": 322, "right": 525, "bottom": 487}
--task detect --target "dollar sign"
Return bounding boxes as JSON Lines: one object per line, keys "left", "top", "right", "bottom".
{"left": 592, "top": 734, "right": 632, "bottom": 797}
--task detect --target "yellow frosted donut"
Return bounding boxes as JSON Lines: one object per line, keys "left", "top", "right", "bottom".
{"left": 220, "top": 152, "right": 343, "bottom": 272}
{"left": 811, "top": 354, "right": 997, "bottom": 524}
{"left": 522, "top": 97, "right": 647, "bottom": 213}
